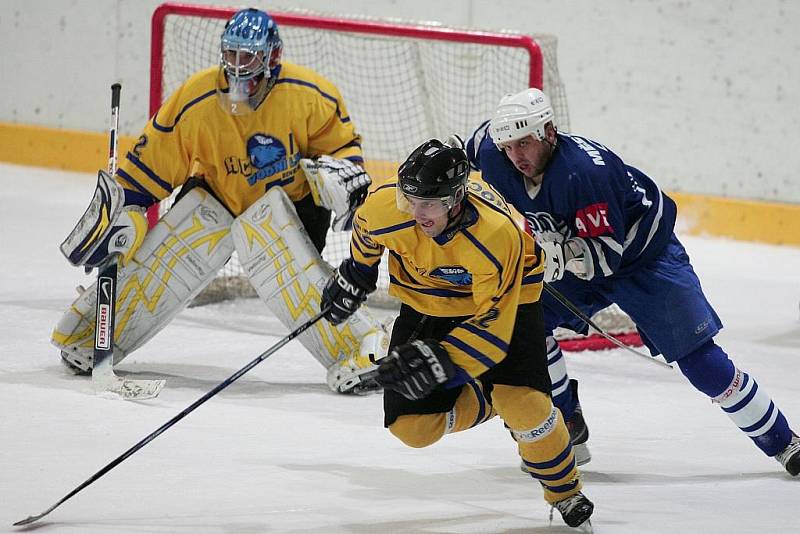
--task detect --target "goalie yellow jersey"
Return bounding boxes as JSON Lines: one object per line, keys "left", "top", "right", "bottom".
{"left": 351, "top": 177, "right": 545, "bottom": 378}
{"left": 115, "top": 62, "right": 363, "bottom": 215}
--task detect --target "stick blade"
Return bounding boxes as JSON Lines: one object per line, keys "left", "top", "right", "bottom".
{"left": 93, "top": 355, "right": 165, "bottom": 400}
{"left": 106, "top": 377, "right": 166, "bottom": 400}
{"left": 14, "top": 508, "right": 50, "bottom": 526}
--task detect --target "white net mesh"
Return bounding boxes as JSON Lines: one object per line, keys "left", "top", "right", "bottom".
{"left": 153, "top": 5, "right": 568, "bottom": 306}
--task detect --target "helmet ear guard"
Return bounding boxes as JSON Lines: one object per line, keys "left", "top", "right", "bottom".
{"left": 489, "top": 88, "right": 555, "bottom": 146}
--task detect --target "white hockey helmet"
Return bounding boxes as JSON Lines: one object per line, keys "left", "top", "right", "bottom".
{"left": 489, "top": 88, "right": 555, "bottom": 146}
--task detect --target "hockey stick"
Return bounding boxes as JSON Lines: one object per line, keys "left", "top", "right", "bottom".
{"left": 543, "top": 283, "right": 672, "bottom": 369}
{"left": 13, "top": 308, "right": 328, "bottom": 527}
{"left": 92, "top": 83, "right": 165, "bottom": 400}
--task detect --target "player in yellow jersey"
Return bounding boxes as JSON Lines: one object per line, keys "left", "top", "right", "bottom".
{"left": 320, "top": 138, "right": 594, "bottom": 528}
{"left": 53, "top": 8, "right": 388, "bottom": 394}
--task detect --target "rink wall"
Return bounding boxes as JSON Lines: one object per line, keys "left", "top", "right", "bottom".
{"left": 1, "top": 0, "right": 798, "bottom": 244}
{"left": 2, "top": 121, "right": 798, "bottom": 246}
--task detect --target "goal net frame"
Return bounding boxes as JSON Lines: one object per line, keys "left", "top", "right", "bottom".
{"left": 148, "top": 1, "right": 641, "bottom": 351}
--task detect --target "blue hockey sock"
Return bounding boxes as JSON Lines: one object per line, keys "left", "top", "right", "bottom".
{"left": 547, "top": 336, "right": 576, "bottom": 420}
{"left": 678, "top": 340, "right": 792, "bottom": 457}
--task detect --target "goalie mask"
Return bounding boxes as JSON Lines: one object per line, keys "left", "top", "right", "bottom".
{"left": 397, "top": 139, "right": 469, "bottom": 222}
{"left": 490, "top": 88, "right": 555, "bottom": 146}
{"left": 218, "top": 8, "right": 283, "bottom": 115}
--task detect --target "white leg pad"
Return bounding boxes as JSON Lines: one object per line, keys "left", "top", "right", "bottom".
{"left": 52, "top": 187, "right": 235, "bottom": 370}
{"left": 232, "top": 187, "right": 388, "bottom": 393}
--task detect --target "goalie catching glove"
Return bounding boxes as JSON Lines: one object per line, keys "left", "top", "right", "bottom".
{"left": 60, "top": 169, "right": 148, "bottom": 269}
{"left": 321, "top": 259, "right": 376, "bottom": 325}
{"left": 300, "top": 155, "right": 371, "bottom": 231}
{"left": 377, "top": 340, "right": 456, "bottom": 401}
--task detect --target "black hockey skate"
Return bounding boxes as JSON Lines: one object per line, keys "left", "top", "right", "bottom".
{"left": 566, "top": 379, "right": 591, "bottom": 466}
{"left": 552, "top": 491, "right": 594, "bottom": 528}
{"left": 776, "top": 433, "right": 800, "bottom": 476}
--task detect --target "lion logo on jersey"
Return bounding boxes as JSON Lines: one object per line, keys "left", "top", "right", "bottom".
{"left": 245, "top": 134, "right": 288, "bottom": 186}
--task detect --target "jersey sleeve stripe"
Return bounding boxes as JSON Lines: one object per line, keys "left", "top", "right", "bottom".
{"left": 374, "top": 183, "right": 396, "bottom": 194}
{"left": 443, "top": 334, "right": 497, "bottom": 369}
{"left": 116, "top": 168, "right": 156, "bottom": 198}
{"left": 151, "top": 89, "right": 216, "bottom": 132}
{"left": 276, "top": 78, "right": 351, "bottom": 123}
{"left": 598, "top": 235, "right": 623, "bottom": 256}
{"left": 124, "top": 153, "right": 174, "bottom": 194}
{"left": 641, "top": 187, "right": 665, "bottom": 251}
{"left": 590, "top": 239, "right": 614, "bottom": 276}
{"left": 331, "top": 140, "right": 362, "bottom": 152}
{"left": 371, "top": 219, "right": 417, "bottom": 236}
{"left": 522, "top": 272, "right": 544, "bottom": 285}
{"left": 351, "top": 232, "right": 383, "bottom": 256}
{"left": 122, "top": 187, "right": 159, "bottom": 207}
{"left": 350, "top": 236, "right": 382, "bottom": 259}
{"left": 456, "top": 322, "right": 509, "bottom": 352}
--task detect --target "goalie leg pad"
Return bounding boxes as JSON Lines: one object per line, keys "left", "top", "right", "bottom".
{"left": 492, "top": 385, "right": 581, "bottom": 505}
{"left": 52, "top": 187, "right": 235, "bottom": 369}
{"left": 232, "top": 187, "right": 388, "bottom": 393}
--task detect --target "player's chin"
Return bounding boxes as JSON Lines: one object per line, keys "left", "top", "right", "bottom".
{"left": 417, "top": 220, "right": 440, "bottom": 237}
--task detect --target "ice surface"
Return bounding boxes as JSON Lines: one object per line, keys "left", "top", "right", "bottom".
{"left": 1, "top": 163, "right": 799, "bottom": 533}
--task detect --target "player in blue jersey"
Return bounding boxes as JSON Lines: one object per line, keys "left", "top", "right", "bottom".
{"left": 466, "top": 87, "right": 800, "bottom": 476}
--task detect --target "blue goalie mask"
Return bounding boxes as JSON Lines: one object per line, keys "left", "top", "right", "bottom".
{"left": 218, "top": 8, "right": 283, "bottom": 114}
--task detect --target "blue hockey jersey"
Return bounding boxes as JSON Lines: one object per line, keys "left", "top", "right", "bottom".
{"left": 467, "top": 122, "right": 677, "bottom": 279}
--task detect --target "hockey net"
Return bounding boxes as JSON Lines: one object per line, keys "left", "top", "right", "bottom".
{"left": 149, "top": 2, "right": 640, "bottom": 351}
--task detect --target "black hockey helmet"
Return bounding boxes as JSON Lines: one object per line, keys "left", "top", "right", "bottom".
{"left": 397, "top": 139, "right": 469, "bottom": 208}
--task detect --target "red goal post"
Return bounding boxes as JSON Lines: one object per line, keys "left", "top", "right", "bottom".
{"left": 150, "top": 3, "right": 545, "bottom": 117}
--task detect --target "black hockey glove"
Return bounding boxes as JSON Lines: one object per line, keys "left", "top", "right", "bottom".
{"left": 321, "top": 259, "right": 375, "bottom": 325}
{"left": 377, "top": 339, "right": 457, "bottom": 401}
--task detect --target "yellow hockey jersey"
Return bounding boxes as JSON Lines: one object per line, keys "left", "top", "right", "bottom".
{"left": 116, "top": 62, "right": 363, "bottom": 215}
{"left": 351, "top": 177, "right": 545, "bottom": 379}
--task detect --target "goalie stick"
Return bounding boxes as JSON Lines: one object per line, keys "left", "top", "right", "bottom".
{"left": 91, "top": 83, "right": 165, "bottom": 400}
{"left": 13, "top": 308, "right": 329, "bottom": 527}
